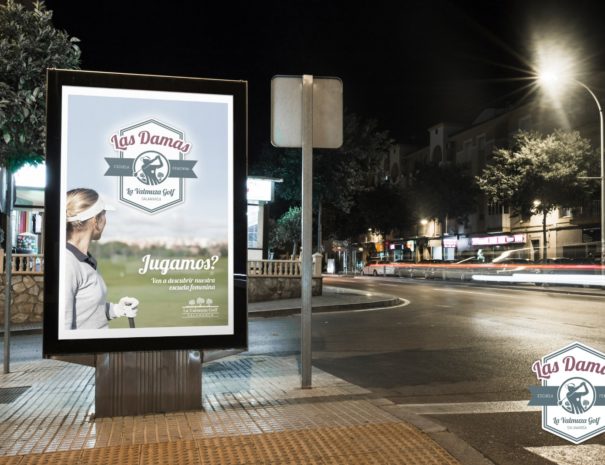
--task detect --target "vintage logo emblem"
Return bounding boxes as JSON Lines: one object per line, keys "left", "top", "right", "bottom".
{"left": 529, "top": 342, "right": 605, "bottom": 444}
{"left": 105, "top": 119, "right": 197, "bottom": 213}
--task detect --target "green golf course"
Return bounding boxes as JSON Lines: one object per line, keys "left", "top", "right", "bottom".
{"left": 97, "top": 254, "right": 230, "bottom": 329}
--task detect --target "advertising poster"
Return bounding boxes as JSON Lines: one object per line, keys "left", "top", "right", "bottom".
{"left": 44, "top": 71, "right": 247, "bottom": 353}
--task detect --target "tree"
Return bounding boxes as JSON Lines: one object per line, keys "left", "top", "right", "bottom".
{"left": 329, "top": 182, "right": 410, "bottom": 239}
{"left": 269, "top": 206, "right": 302, "bottom": 257}
{"left": 253, "top": 112, "right": 397, "bottom": 244}
{"left": 1, "top": 1, "right": 80, "bottom": 372}
{"left": 476, "top": 130, "right": 596, "bottom": 260}
{"left": 0, "top": 0, "right": 81, "bottom": 171}
{"left": 411, "top": 162, "right": 478, "bottom": 259}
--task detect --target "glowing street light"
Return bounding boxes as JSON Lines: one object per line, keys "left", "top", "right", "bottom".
{"left": 536, "top": 59, "right": 605, "bottom": 266}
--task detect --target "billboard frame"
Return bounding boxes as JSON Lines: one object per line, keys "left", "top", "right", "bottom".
{"left": 43, "top": 69, "right": 248, "bottom": 355}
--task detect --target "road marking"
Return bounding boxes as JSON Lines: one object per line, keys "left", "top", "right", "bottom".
{"left": 395, "top": 400, "right": 540, "bottom": 415}
{"left": 526, "top": 445, "right": 605, "bottom": 465}
{"left": 318, "top": 299, "right": 411, "bottom": 315}
{"left": 431, "top": 288, "right": 512, "bottom": 297}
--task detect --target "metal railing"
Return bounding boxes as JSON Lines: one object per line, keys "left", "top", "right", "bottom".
{"left": 0, "top": 250, "right": 44, "bottom": 275}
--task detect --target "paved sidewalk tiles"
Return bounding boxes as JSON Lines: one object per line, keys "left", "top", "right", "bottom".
{"left": 0, "top": 355, "right": 461, "bottom": 465}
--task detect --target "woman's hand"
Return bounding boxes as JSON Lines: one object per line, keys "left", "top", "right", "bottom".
{"left": 114, "top": 296, "right": 139, "bottom": 318}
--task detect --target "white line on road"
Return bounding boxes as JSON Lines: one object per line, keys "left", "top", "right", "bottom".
{"left": 525, "top": 445, "right": 605, "bottom": 465}
{"left": 395, "top": 400, "right": 540, "bottom": 415}
{"left": 318, "top": 299, "right": 411, "bottom": 315}
{"left": 431, "top": 288, "right": 512, "bottom": 297}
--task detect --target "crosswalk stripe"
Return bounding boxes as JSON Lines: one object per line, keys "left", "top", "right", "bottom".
{"left": 525, "top": 445, "right": 605, "bottom": 465}
{"left": 395, "top": 400, "right": 540, "bottom": 415}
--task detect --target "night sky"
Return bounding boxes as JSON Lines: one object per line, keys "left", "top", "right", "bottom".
{"left": 44, "top": 0, "right": 605, "bottom": 165}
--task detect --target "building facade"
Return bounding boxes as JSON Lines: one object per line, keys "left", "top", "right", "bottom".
{"left": 383, "top": 86, "right": 603, "bottom": 262}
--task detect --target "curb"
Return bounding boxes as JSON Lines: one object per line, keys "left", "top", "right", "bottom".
{"left": 0, "top": 326, "right": 43, "bottom": 336}
{"left": 248, "top": 297, "right": 405, "bottom": 318}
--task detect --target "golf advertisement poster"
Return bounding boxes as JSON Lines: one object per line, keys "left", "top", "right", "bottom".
{"left": 44, "top": 70, "right": 247, "bottom": 354}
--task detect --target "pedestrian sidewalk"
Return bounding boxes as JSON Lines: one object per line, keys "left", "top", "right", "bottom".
{"left": 0, "top": 352, "right": 463, "bottom": 465}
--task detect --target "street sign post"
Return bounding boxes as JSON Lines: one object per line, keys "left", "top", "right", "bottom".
{"left": 271, "top": 75, "right": 343, "bottom": 388}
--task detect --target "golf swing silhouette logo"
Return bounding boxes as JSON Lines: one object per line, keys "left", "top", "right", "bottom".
{"left": 557, "top": 377, "right": 595, "bottom": 414}
{"left": 133, "top": 151, "right": 170, "bottom": 186}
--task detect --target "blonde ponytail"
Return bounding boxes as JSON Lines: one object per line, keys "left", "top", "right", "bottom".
{"left": 66, "top": 188, "right": 98, "bottom": 238}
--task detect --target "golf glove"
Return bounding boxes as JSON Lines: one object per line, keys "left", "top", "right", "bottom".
{"left": 114, "top": 296, "right": 139, "bottom": 318}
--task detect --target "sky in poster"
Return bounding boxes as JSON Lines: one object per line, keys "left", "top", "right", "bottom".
{"left": 64, "top": 89, "right": 231, "bottom": 245}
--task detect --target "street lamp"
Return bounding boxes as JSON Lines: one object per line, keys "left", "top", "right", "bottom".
{"left": 537, "top": 69, "right": 605, "bottom": 266}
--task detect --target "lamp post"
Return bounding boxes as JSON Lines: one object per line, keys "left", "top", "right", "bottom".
{"left": 538, "top": 72, "right": 605, "bottom": 266}
{"left": 575, "top": 81, "right": 605, "bottom": 266}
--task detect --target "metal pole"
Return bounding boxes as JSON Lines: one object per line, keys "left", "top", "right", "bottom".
{"left": 317, "top": 200, "right": 322, "bottom": 253}
{"left": 3, "top": 173, "right": 13, "bottom": 374}
{"left": 576, "top": 81, "right": 604, "bottom": 268}
{"left": 301, "top": 74, "right": 313, "bottom": 388}
{"left": 599, "top": 105, "right": 605, "bottom": 273}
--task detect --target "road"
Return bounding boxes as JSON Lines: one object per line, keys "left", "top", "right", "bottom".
{"left": 3, "top": 276, "right": 605, "bottom": 464}
{"left": 248, "top": 276, "right": 605, "bottom": 465}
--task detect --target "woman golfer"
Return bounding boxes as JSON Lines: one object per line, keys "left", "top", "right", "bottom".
{"left": 65, "top": 188, "right": 138, "bottom": 330}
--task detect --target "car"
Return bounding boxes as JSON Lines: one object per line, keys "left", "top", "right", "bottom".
{"left": 361, "top": 260, "right": 395, "bottom": 276}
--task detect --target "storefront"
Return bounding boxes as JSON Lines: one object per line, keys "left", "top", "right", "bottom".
{"left": 470, "top": 233, "right": 529, "bottom": 261}
{"left": 388, "top": 240, "right": 415, "bottom": 262}
{"left": 2, "top": 164, "right": 45, "bottom": 255}
{"left": 247, "top": 177, "right": 281, "bottom": 260}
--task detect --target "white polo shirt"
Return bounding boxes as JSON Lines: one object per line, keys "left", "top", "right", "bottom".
{"left": 65, "top": 243, "right": 116, "bottom": 330}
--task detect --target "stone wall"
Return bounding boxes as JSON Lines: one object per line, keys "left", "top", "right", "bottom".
{"left": 0, "top": 275, "right": 44, "bottom": 324}
{"left": 248, "top": 276, "right": 322, "bottom": 303}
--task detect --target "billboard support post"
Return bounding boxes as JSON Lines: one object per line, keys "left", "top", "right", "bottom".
{"left": 301, "top": 75, "right": 313, "bottom": 388}
{"left": 95, "top": 350, "right": 202, "bottom": 418}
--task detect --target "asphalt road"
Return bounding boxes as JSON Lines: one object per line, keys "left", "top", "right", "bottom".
{"left": 247, "top": 276, "right": 605, "bottom": 465}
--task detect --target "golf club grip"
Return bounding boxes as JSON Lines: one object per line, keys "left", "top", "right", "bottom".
{"left": 128, "top": 317, "right": 135, "bottom": 328}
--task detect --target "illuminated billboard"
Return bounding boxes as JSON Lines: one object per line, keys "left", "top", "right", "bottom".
{"left": 44, "top": 70, "right": 247, "bottom": 354}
